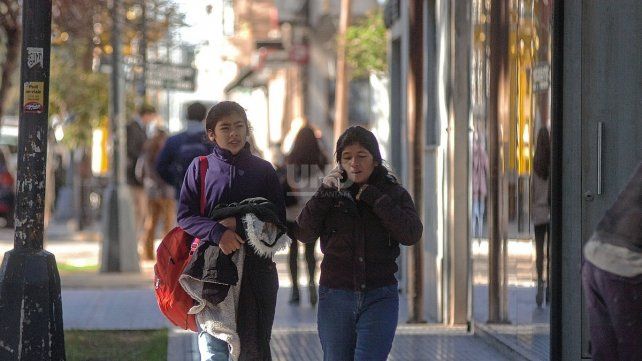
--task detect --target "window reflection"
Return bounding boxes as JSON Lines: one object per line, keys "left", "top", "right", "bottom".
{"left": 471, "top": 0, "right": 553, "bottom": 358}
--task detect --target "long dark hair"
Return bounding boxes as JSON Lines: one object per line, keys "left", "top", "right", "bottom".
{"left": 286, "top": 126, "right": 328, "bottom": 167}
{"left": 533, "top": 127, "right": 550, "bottom": 180}
{"left": 335, "top": 126, "right": 396, "bottom": 183}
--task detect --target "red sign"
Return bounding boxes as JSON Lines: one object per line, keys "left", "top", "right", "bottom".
{"left": 289, "top": 44, "right": 308, "bottom": 64}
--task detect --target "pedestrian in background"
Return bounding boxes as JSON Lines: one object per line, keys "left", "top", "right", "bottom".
{"left": 138, "top": 126, "right": 175, "bottom": 260}
{"left": 177, "top": 101, "right": 285, "bottom": 360}
{"left": 127, "top": 103, "right": 156, "bottom": 243}
{"left": 285, "top": 126, "right": 328, "bottom": 306}
{"left": 297, "top": 126, "right": 423, "bottom": 361}
{"left": 582, "top": 162, "right": 642, "bottom": 361}
{"left": 531, "top": 126, "right": 551, "bottom": 307}
{"left": 472, "top": 127, "right": 488, "bottom": 239}
{"left": 156, "top": 101, "right": 212, "bottom": 199}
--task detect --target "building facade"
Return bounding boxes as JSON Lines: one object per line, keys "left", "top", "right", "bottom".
{"left": 385, "top": 0, "right": 641, "bottom": 359}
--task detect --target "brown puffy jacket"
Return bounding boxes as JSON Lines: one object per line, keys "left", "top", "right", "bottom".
{"left": 296, "top": 174, "right": 423, "bottom": 291}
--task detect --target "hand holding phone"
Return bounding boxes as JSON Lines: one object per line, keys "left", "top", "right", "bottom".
{"left": 322, "top": 165, "right": 344, "bottom": 190}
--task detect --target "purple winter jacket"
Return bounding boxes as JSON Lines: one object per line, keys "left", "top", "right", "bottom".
{"left": 177, "top": 142, "right": 286, "bottom": 245}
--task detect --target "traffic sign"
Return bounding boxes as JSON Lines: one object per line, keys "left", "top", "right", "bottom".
{"left": 145, "top": 62, "right": 197, "bottom": 91}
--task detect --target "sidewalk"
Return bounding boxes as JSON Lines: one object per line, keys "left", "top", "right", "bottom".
{"left": 472, "top": 238, "right": 551, "bottom": 361}
{"left": 0, "top": 221, "right": 511, "bottom": 360}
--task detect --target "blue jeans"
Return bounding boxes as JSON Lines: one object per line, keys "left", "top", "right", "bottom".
{"left": 317, "top": 284, "right": 399, "bottom": 361}
{"left": 197, "top": 331, "right": 229, "bottom": 361}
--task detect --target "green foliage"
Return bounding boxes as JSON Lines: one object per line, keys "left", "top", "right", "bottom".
{"left": 65, "top": 330, "right": 168, "bottom": 361}
{"left": 345, "top": 9, "right": 387, "bottom": 79}
{"left": 49, "top": 47, "right": 109, "bottom": 148}
{"left": 49, "top": 0, "right": 185, "bottom": 148}
{"left": 52, "top": 0, "right": 186, "bottom": 61}
{"left": 0, "top": 0, "right": 21, "bottom": 120}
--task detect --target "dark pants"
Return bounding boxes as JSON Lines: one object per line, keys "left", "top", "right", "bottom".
{"left": 287, "top": 221, "right": 316, "bottom": 288}
{"left": 237, "top": 250, "right": 279, "bottom": 361}
{"left": 582, "top": 260, "right": 642, "bottom": 361}
{"left": 317, "top": 285, "right": 399, "bottom": 361}
{"left": 534, "top": 223, "right": 549, "bottom": 283}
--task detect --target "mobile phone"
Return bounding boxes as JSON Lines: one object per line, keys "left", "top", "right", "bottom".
{"left": 337, "top": 164, "right": 347, "bottom": 191}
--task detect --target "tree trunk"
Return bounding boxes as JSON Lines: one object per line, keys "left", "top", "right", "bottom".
{"left": 333, "top": 0, "right": 351, "bottom": 147}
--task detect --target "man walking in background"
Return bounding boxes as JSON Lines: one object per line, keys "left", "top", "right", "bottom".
{"left": 127, "top": 103, "right": 157, "bottom": 244}
{"left": 156, "top": 101, "right": 213, "bottom": 199}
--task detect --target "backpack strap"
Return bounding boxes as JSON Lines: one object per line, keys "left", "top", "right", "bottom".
{"left": 198, "top": 156, "right": 208, "bottom": 216}
{"left": 191, "top": 156, "right": 208, "bottom": 254}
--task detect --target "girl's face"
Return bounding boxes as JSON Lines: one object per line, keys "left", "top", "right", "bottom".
{"left": 208, "top": 113, "right": 247, "bottom": 155}
{"left": 340, "top": 143, "right": 377, "bottom": 185}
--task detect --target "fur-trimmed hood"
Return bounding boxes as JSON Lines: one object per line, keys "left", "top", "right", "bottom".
{"left": 179, "top": 198, "right": 290, "bottom": 360}
{"left": 593, "top": 162, "right": 642, "bottom": 252}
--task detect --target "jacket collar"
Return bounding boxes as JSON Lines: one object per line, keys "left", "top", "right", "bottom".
{"left": 366, "top": 167, "right": 397, "bottom": 187}
{"left": 212, "top": 142, "right": 251, "bottom": 163}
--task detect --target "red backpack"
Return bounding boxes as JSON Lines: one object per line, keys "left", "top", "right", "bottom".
{"left": 154, "top": 156, "right": 208, "bottom": 332}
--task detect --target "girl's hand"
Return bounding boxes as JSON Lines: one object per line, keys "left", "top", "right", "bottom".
{"left": 322, "top": 166, "right": 344, "bottom": 190}
{"left": 218, "top": 229, "right": 245, "bottom": 255}
{"left": 218, "top": 217, "right": 237, "bottom": 231}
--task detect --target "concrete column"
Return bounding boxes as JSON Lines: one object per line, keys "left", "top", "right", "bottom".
{"left": 446, "top": 0, "right": 471, "bottom": 326}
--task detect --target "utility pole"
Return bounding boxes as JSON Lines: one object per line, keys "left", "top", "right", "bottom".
{"left": 0, "top": 0, "right": 66, "bottom": 359}
{"left": 138, "top": 0, "right": 147, "bottom": 100}
{"left": 101, "top": 0, "right": 140, "bottom": 273}
{"left": 333, "top": 0, "right": 351, "bottom": 146}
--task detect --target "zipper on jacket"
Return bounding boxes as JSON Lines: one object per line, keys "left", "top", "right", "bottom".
{"left": 229, "top": 157, "right": 238, "bottom": 188}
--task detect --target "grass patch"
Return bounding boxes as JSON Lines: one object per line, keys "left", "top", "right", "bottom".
{"left": 57, "top": 263, "right": 99, "bottom": 273}
{"left": 65, "top": 329, "right": 167, "bottom": 361}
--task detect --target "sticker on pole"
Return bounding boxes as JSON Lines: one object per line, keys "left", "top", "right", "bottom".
{"left": 23, "top": 82, "right": 44, "bottom": 113}
{"left": 27, "top": 47, "right": 44, "bottom": 68}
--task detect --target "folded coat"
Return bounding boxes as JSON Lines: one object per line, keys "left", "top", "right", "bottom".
{"left": 178, "top": 197, "right": 290, "bottom": 360}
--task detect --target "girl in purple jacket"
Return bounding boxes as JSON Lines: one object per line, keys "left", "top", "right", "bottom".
{"left": 177, "top": 101, "right": 286, "bottom": 361}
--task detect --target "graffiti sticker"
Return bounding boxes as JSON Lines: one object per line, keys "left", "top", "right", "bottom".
{"left": 27, "top": 47, "right": 44, "bottom": 69}
{"left": 23, "top": 82, "right": 44, "bottom": 113}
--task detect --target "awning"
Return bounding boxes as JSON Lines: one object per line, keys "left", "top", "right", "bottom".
{"left": 224, "top": 67, "right": 256, "bottom": 94}
{"left": 224, "top": 39, "right": 296, "bottom": 94}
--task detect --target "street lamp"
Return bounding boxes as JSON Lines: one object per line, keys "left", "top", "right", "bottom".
{"left": 100, "top": 0, "right": 140, "bottom": 273}
{"left": 0, "top": 0, "right": 66, "bottom": 359}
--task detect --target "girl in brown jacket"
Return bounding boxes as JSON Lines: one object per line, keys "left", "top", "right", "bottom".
{"left": 297, "top": 126, "right": 423, "bottom": 361}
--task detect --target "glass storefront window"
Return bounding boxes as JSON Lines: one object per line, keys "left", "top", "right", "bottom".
{"left": 471, "top": 0, "right": 553, "bottom": 358}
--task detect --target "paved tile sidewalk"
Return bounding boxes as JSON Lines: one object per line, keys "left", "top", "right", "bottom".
{"left": 62, "top": 289, "right": 169, "bottom": 330}
{"left": 1, "top": 223, "right": 512, "bottom": 360}
{"left": 60, "top": 286, "right": 509, "bottom": 360}
{"left": 271, "top": 324, "right": 511, "bottom": 361}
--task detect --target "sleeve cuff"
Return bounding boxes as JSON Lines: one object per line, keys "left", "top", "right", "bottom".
{"left": 209, "top": 223, "right": 227, "bottom": 245}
